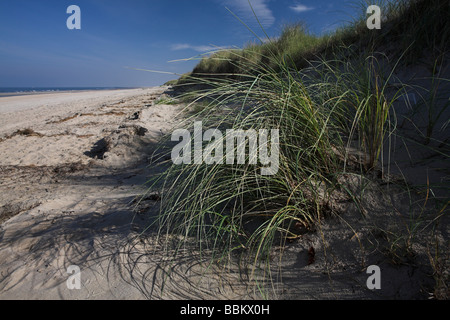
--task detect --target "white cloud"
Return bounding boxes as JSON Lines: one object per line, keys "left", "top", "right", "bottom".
{"left": 222, "top": 0, "right": 275, "bottom": 28}
{"left": 171, "top": 43, "right": 221, "bottom": 52}
{"left": 290, "top": 4, "right": 314, "bottom": 13}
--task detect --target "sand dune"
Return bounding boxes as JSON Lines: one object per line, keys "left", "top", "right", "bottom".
{"left": 0, "top": 87, "right": 446, "bottom": 300}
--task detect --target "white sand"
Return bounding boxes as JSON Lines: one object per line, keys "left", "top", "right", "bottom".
{"left": 0, "top": 87, "right": 262, "bottom": 300}
{"left": 0, "top": 90, "right": 145, "bottom": 113}
{"left": 0, "top": 88, "right": 167, "bottom": 167}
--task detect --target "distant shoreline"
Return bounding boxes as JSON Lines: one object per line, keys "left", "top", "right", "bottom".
{"left": 0, "top": 87, "right": 161, "bottom": 114}
{"left": 0, "top": 87, "right": 147, "bottom": 98}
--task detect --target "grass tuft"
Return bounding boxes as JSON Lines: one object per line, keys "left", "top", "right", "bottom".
{"left": 143, "top": 0, "right": 449, "bottom": 297}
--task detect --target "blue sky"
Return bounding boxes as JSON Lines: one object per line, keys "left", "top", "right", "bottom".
{"left": 0, "top": 0, "right": 364, "bottom": 87}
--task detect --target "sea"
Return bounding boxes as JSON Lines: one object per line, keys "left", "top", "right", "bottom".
{"left": 0, "top": 87, "right": 139, "bottom": 97}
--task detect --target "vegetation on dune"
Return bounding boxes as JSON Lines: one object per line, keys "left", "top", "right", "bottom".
{"left": 180, "top": 0, "right": 449, "bottom": 81}
{"left": 148, "top": 0, "right": 449, "bottom": 298}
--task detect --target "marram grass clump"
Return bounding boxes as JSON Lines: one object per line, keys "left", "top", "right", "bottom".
{"left": 147, "top": 47, "right": 406, "bottom": 276}
{"left": 142, "top": 0, "right": 449, "bottom": 295}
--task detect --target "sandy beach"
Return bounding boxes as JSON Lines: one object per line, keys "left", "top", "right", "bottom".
{"left": 0, "top": 87, "right": 270, "bottom": 300}
{"left": 0, "top": 87, "right": 194, "bottom": 299}
{"left": 1, "top": 0, "right": 449, "bottom": 304}
{"left": 0, "top": 86, "right": 447, "bottom": 300}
